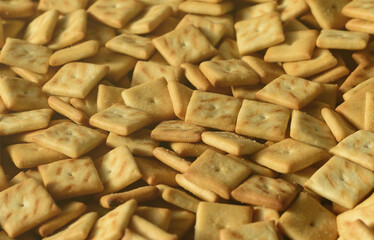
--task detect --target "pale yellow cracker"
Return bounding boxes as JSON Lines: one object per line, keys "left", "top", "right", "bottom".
{"left": 146, "top": 16, "right": 179, "bottom": 38}
{"left": 346, "top": 18, "right": 374, "bottom": 35}
{"left": 337, "top": 204, "right": 374, "bottom": 238}
{"left": 185, "top": 90, "right": 242, "bottom": 132}
{"left": 303, "top": 101, "right": 334, "bottom": 121}
{"left": 235, "top": 2, "right": 277, "bottom": 22}
{"left": 314, "top": 83, "right": 338, "bottom": 108}
{"left": 105, "top": 33, "right": 155, "bottom": 60}
{"left": 228, "top": 155, "right": 278, "bottom": 178}
{"left": 366, "top": 91, "right": 374, "bottom": 132}
{"left": 305, "top": 156, "right": 374, "bottom": 209}
{"left": 87, "top": 0, "right": 144, "bottom": 29}
{"left": 306, "top": 0, "right": 350, "bottom": 29}
{"left": 167, "top": 210, "right": 195, "bottom": 239}
{"left": 278, "top": 192, "right": 338, "bottom": 240}
{"left": 339, "top": 219, "right": 374, "bottom": 240}
{"left": 235, "top": 12, "right": 284, "bottom": 55}
{"left": 184, "top": 149, "right": 251, "bottom": 199}
{"left": 0, "top": 38, "right": 52, "bottom": 74}
{"left": 153, "top": 25, "right": 217, "bottom": 66}
{"left": 70, "top": 87, "right": 98, "bottom": 118}
{"left": 49, "top": 96, "right": 89, "bottom": 125}
{"left": 220, "top": 220, "right": 278, "bottom": 240}
{"left": 205, "top": 14, "right": 235, "bottom": 39}
{"left": 252, "top": 206, "right": 280, "bottom": 222}
{"left": 38, "top": 0, "right": 87, "bottom": 14}
{"left": 283, "top": 18, "right": 309, "bottom": 31}
{"left": 175, "top": 174, "right": 218, "bottom": 202}
{"left": 42, "top": 62, "right": 108, "bottom": 98}
{"left": 231, "top": 85, "right": 261, "bottom": 101}
{"left": 139, "top": 0, "right": 181, "bottom": 15}
{"left": 256, "top": 74, "right": 325, "bottom": 110}
{"left": 321, "top": 108, "right": 356, "bottom": 142}
{"left": 277, "top": 0, "right": 309, "bottom": 21}
{"left": 339, "top": 64, "right": 374, "bottom": 93}
{"left": 341, "top": 0, "right": 374, "bottom": 22}
{"left": 85, "top": 18, "right": 116, "bottom": 45}
{"left": 0, "top": 178, "right": 60, "bottom": 238}
{"left": 3, "top": 19, "right": 25, "bottom": 39}
{"left": 122, "top": 78, "right": 175, "bottom": 122}
{"left": 178, "top": 1, "right": 234, "bottom": 16}
{"left": 33, "top": 122, "right": 107, "bottom": 158}
{"left": 236, "top": 99, "right": 291, "bottom": 141}
{"left": 90, "top": 104, "right": 152, "bottom": 136}
{"left": 122, "top": 228, "right": 148, "bottom": 240}
{"left": 310, "top": 52, "right": 350, "bottom": 83}
{"left": 290, "top": 110, "right": 337, "bottom": 150}
{"left": 151, "top": 120, "right": 205, "bottom": 143}
{"left": 316, "top": 29, "right": 370, "bottom": 50}
{"left": 129, "top": 215, "right": 177, "bottom": 240}
{"left": 194, "top": 202, "right": 252, "bottom": 240}
{"left": 167, "top": 81, "right": 193, "bottom": 120}
{"left": 181, "top": 63, "right": 215, "bottom": 92}
{"left": 169, "top": 142, "right": 225, "bottom": 157}
{"left": 0, "top": 164, "right": 8, "bottom": 191}
{"left": 264, "top": 30, "right": 318, "bottom": 62}
{"left": 9, "top": 66, "right": 57, "bottom": 86}
{"left": 161, "top": 187, "right": 201, "bottom": 213}
{"left": 135, "top": 206, "right": 171, "bottom": 230}
{"left": 0, "top": 1, "right": 36, "bottom": 19}
{"left": 153, "top": 147, "right": 191, "bottom": 173}
{"left": 242, "top": 55, "right": 284, "bottom": 84}
{"left": 0, "top": 76, "right": 48, "bottom": 111}
{"left": 96, "top": 84, "right": 125, "bottom": 112}
{"left": 212, "top": 38, "right": 240, "bottom": 60}
{"left": 0, "top": 108, "right": 53, "bottom": 136}
{"left": 48, "top": 9, "right": 87, "bottom": 50}
{"left": 106, "top": 129, "right": 159, "bottom": 157}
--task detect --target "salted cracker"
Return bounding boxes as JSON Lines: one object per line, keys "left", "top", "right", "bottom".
{"left": 277, "top": 0, "right": 309, "bottom": 21}
{"left": 316, "top": 29, "right": 369, "bottom": 50}
{"left": 339, "top": 219, "right": 374, "bottom": 240}
{"left": 169, "top": 142, "right": 225, "bottom": 157}
{"left": 0, "top": 164, "right": 8, "bottom": 191}
{"left": 212, "top": 38, "right": 240, "bottom": 60}
{"left": 178, "top": 1, "right": 234, "bottom": 16}
{"left": 181, "top": 63, "right": 215, "bottom": 92}
{"left": 38, "top": 0, "right": 87, "bottom": 14}
{"left": 3, "top": 19, "right": 25, "bottom": 38}
{"left": 129, "top": 215, "right": 177, "bottom": 240}
{"left": 346, "top": 18, "right": 374, "bottom": 35}
{"left": 231, "top": 85, "right": 261, "bottom": 101}
{"left": 228, "top": 155, "right": 277, "bottom": 178}
{"left": 365, "top": 91, "right": 374, "bottom": 132}
{"left": 153, "top": 147, "right": 191, "bottom": 173}
{"left": 161, "top": 187, "right": 201, "bottom": 213}
{"left": 306, "top": 0, "right": 350, "bottom": 29}
{"left": 85, "top": 18, "right": 116, "bottom": 45}
{"left": 167, "top": 81, "right": 193, "bottom": 120}
{"left": 9, "top": 66, "right": 57, "bottom": 86}
{"left": 0, "top": 1, "right": 36, "bottom": 19}
{"left": 135, "top": 206, "right": 171, "bottom": 230}
{"left": 235, "top": 2, "right": 277, "bottom": 22}
{"left": 321, "top": 108, "right": 356, "bottom": 142}
{"left": 339, "top": 64, "right": 374, "bottom": 93}
{"left": 341, "top": 0, "right": 374, "bottom": 21}
{"left": 146, "top": 16, "right": 179, "bottom": 38}
{"left": 151, "top": 120, "right": 205, "bottom": 143}
{"left": 122, "top": 228, "right": 148, "bottom": 240}
{"left": 48, "top": 96, "right": 88, "bottom": 125}
{"left": 97, "top": 84, "right": 125, "bottom": 112}
{"left": 283, "top": 18, "right": 309, "bottom": 31}
{"left": 175, "top": 174, "right": 218, "bottom": 202}
{"left": 310, "top": 52, "right": 350, "bottom": 83}
{"left": 220, "top": 221, "right": 278, "bottom": 240}
{"left": 167, "top": 210, "right": 195, "bottom": 239}
{"left": 242, "top": 55, "right": 284, "bottom": 84}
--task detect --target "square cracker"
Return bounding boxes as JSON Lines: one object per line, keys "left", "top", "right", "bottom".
{"left": 0, "top": 178, "right": 60, "bottom": 238}
{"left": 87, "top": 0, "right": 144, "bottom": 29}
{"left": 48, "top": 9, "right": 87, "bottom": 50}
{"left": 235, "top": 2, "right": 277, "bottom": 22}
{"left": 85, "top": 19, "right": 116, "bottom": 46}
{"left": 175, "top": 173, "right": 218, "bottom": 202}
{"left": 321, "top": 108, "right": 356, "bottom": 142}
{"left": 342, "top": 0, "right": 374, "bottom": 22}
{"left": 38, "top": 0, "right": 88, "bottom": 14}
{"left": 154, "top": 148, "right": 191, "bottom": 173}
{"left": 201, "top": 131, "right": 265, "bottom": 156}
{"left": 151, "top": 120, "right": 205, "bottom": 143}
{"left": 135, "top": 206, "right": 171, "bottom": 230}
{"left": 178, "top": 1, "right": 234, "bottom": 16}
{"left": 199, "top": 59, "right": 259, "bottom": 87}
{"left": 305, "top": 156, "right": 374, "bottom": 209}
{"left": 0, "top": 76, "right": 49, "bottom": 111}
{"left": 252, "top": 138, "right": 330, "bottom": 174}
{"left": 10, "top": 66, "right": 58, "bottom": 86}
{"left": 346, "top": 18, "right": 374, "bottom": 35}
{"left": 161, "top": 186, "right": 201, "bottom": 213}
{"left": 122, "top": 78, "right": 175, "bottom": 122}
{"left": 0, "top": 108, "right": 53, "bottom": 136}
{"left": 306, "top": 0, "right": 350, "bottom": 29}
{"left": 0, "top": 1, "right": 36, "bottom": 19}
{"left": 89, "top": 104, "right": 152, "bottom": 136}
{"left": 310, "top": 52, "right": 350, "bottom": 83}
{"left": 32, "top": 122, "right": 107, "bottom": 158}
{"left": 105, "top": 33, "right": 155, "bottom": 60}
{"left": 316, "top": 29, "right": 369, "bottom": 50}
{"left": 290, "top": 110, "right": 337, "bottom": 151}
{"left": 339, "top": 64, "right": 374, "bottom": 93}
{"left": 234, "top": 12, "right": 284, "bottom": 55}
{"left": 169, "top": 142, "right": 225, "bottom": 158}
{"left": 213, "top": 38, "right": 240, "bottom": 60}
{"left": 42, "top": 62, "right": 108, "bottom": 98}
{"left": 0, "top": 38, "right": 52, "bottom": 74}
{"left": 231, "top": 175, "right": 301, "bottom": 211}
{"left": 278, "top": 192, "right": 338, "bottom": 240}
{"left": 277, "top": 0, "right": 309, "bottom": 21}
{"left": 152, "top": 25, "right": 217, "bottom": 66}
{"left": 365, "top": 91, "right": 374, "bottom": 131}
{"left": 228, "top": 155, "right": 277, "bottom": 178}
{"left": 242, "top": 55, "right": 284, "bottom": 84}
{"left": 97, "top": 84, "right": 125, "bottom": 112}
{"left": 220, "top": 220, "right": 278, "bottom": 240}
{"left": 235, "top": 99, "right": 291, "bottom": 142}
{"left": 185, "top": 90, "right": 242, "bottom": 132}
{"left": 184, "top": 149, "right": 251, "bottom": 199}
{"left": 256, "top": 74, "right": 325, "bottom": 110}
{"left": 167, "top": 210, "right": 195, "bottom": 239}
{"left": 38, "top": 156, "right": 104, "bottom": 200}
{"left": 329, "top": 130, "right": 374, "bottom": 172}
{"left": 194, "top": 202, "right": 252, "bottom": 240}
{"left": 167, "top": 81, "right": 193, "bottom": 120}
{"left": 95, "top": 146, "right": 142, "bottom": 196}
{"left": 264, "top": 30, "right": 318, "bottom": 62}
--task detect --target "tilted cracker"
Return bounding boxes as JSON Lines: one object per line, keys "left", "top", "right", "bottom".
{"left": 129, "top": 215, "right": 177, "bottom": 240}
{"left": 310, "top": 52, "right": 350, "bottom": 83}
{"left": 316, "top": 29, "right": 369, "bottom": 50}
{"left": 38, "top": 0, "right": 87, "bottom": 14}
{"left": 212, "top": 38, "right": 240, "bottom": 60}
{"left": 42, "top": 62, "right": 108, "bottom": 98}
{"left": 283, "top": 18, "right": 309, "bottom": 31}
{"left": 242, "top": 55, "right": 284, "bottom": 84}
{"left": 305, "top": 156, "right": 374, "bottom": 209}
{"left": 277, "top": 0, "right": 309, "bottom": 21}
{"left": 167, "top": 81, "right": 193, "bottom": 120}
{"left": 283, "top": 48, "right": 338, "bottom": 78}
{"left": 231, "top": 85, "right": 262, "bottom": 101}
{"left": 278, "top": 192, "right": 338, "bottom": 240}
{"left": 107, "top": 129, "right": 159, "bottom": 157}
{"left": 23, "top": 9, "right": 58, "bottom": 45}
{"left": 228, "top": 155, "right": 277, "bottom": 178}
{"left": 49, "top": 40, "right": 100, "bottom": 66}
{"left": 314, "top": 83, "right": 338, "bottom": 108}
{"left": 321, "top": 108, "right": 356, "bottom": 142}
{"left": 161, "top": 187, "right": 201, "bottom": 213}
{"left": 8, "top": 171, "right": 29, "bottom": 186}
{"left": 146, "top": 16, "right": 179, "bottom": 38}
{"left": 184, "top": 149, "right": 251, "bottom": 199}
{"left": 290, "top": 110, "right": 337, "bottom": 150}
{"left": 85, "top": 47, "right": 136, "bottom": 82}
{"left": 151, "top": 120, "right": 205, "bottom": 143}
{"left": 205, "top": 14, "right": 235, "bottom": 39}
{"left": 134, "top": 206, "right": 171, "bottom": 231}
{"left": 346, "top": 18, "right": 374, "bottom": 35}
{"left": 252, "top": 138, "right": 330, "bottom": 174}
{"left": 122, "top": 5, "right": 172, "bottom": 34}
{"left": 38, "top": 201, "right": 87, "bottom": 237}
{"left": 48, "top": 96, "right": 89, "bottom": 125}
{"left": 236, "top": 99, "right": 291, "bottom": 141}
{"left": 90, "top": 104, "right": 152, "bottom": 136}
{"left": 139, "top": 0, "right": 181, "bottom": 15}
{"left": 131, "top": 61, "right": 183, "bottom": 86}
{"left": 235, "top": 2, "right": 277, "bottom": 22}
{"left": 339, "top": 64, "right": 374, "bottom": 93}
{"left": 0, "top": 76, "right": 48, "bottom": 111}
{"left": 33, "top": 122, "right": 107, "bottom": 158}
{"left": 0, "top": 1, "right": 36, "bottom": 18}
{"left": 181, "top": 63, "right": 215, "bottom": 92}
{"left": 178, "top": 1, "right": 234, "bottom": 16}
{"left": 256, "top": 74, "right": 324, "bottom": 110}
{"left": 96, "top": 84, "right": 125, "bottom": 112}
{"left": 299, "top": 11, "right": 322, "bottom": 28}
{"left": 176, "top": 14, "right": 226, "bottom": 46}
{"left": 169, "top": 142, "right": 225, "bottom": 157}
{"left": 0, "top": 108, "right": 53, "bottom": 136}
{"left": 365, "top": 91, "right": 374, "bottom": 131}
{"left": 0, "top": 38, "right": 52, "bottom": 74}
{"left": 0, "top": 178, "right": 61, "bottom": 238}
{"left": 94, "top": 146, "right": 142, "bottom": 196}
{"left": 122, "top": 228, "right": 148, "bottom": 240}
{"left": 153, "top": 147, "right": 191, "bottom": 173}
{"left": 253, "top": 206, "right": 280, "bottom": 222}
{"left": 105, "top": 33, "right": 155, "bottom": 60}
{"left": 85, "top": 18, "right": 116, "bottom": 45}
{"left": 195, "top": 202, "right": 252, "bottom": 240}
{"left": 0, "top": 164, "right": 8, "bottom": 191}
{"left": 342, "top": 0, "right": 374, "bottom": 21}
{"left": 167, "top": 210, "right": 195, "bottom": 239}
{"left": 306, "top": 0, "right": 350, "bottom": 29}
{"left": 48, "top": 9, "right": 87, "bottom": 50}
{"left": 201, "top": 131, "right": 265, "bottom": 156}
{"left": 6, "top": 143, "right": 66, "bottom": 169}
{"left": 302, "top": 100, "right": 330, "bottom": 121}
{"left": 185, "top": 90, "right": 242, "bottom": 132}
{"left": 199, "top": 59, "right": 259, "bottom": 87}
{"left": 235, "top": 12, "right": 284, "bottom": 55}
{"left": 153, "top": 25, "right": 217, "bottom": 66}
{"left": 9, "top": 66, "right": 57, "bottom": 86}
{"left": 87, "top": 0, "right": 144, "bottom": 29}
{"left": 70, "top": 87, "right": 98, "bottom": 117}
{"left": 264, "top": 30, "right": 318, "bottom": 62}
{"left": 122, "top": 78, "right": 175, "bottom": 122}
{"left": 88, "top": 199, "right": 137, "bottom": 240}
{"left": 220, "top": 221, "right": 278, "bottom": 240}
{"left": 175, "top": 174, "right": 218, "bottom": 202}
{"left": 3, "top": 19, "right": 25, "bottom": 39}
{"left": 339, "top": 219, "right": 374, "bottom": 240}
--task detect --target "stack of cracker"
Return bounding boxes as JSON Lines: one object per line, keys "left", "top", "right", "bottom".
{"left": 0, "top": 0, "right": 373, "bottom": 239}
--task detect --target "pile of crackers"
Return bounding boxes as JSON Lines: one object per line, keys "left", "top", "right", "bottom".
{"left": 1, "top": 0, "right": 374, "bottom": 239}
